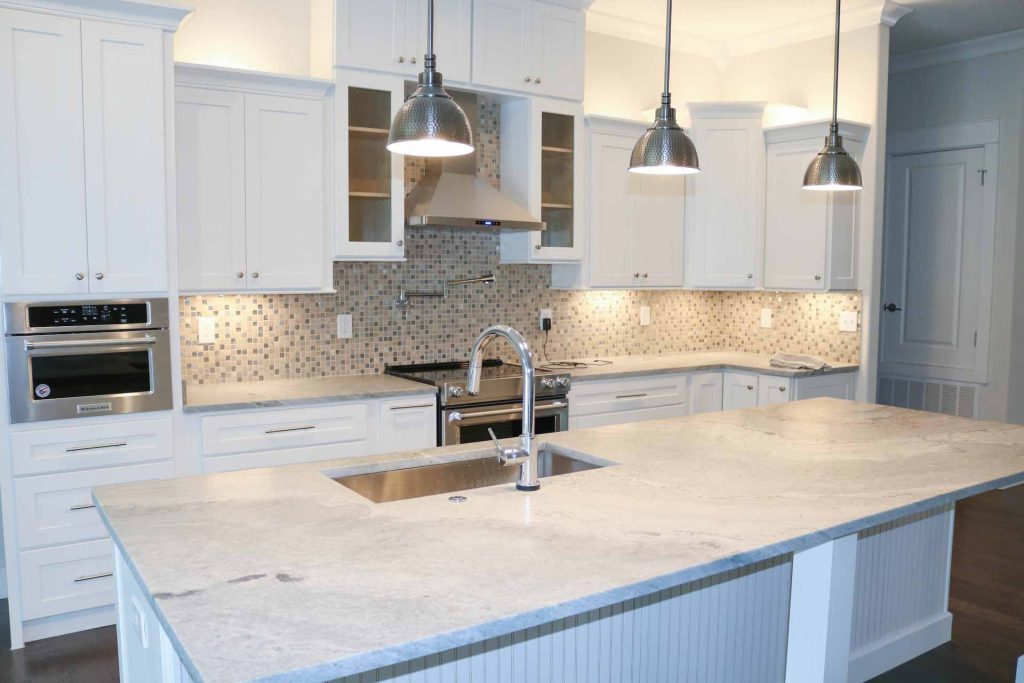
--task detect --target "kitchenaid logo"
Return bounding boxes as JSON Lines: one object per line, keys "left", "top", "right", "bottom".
{"left": 77, "top": 402, "right": 112, "bottom": 414}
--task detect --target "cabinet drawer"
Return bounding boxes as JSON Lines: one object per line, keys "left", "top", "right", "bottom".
{"left": 15, "top": 461, "right": 175, "bottom": 549}
{"left": 378, "top": 396, "right": 436, "bottom": 454}
{"left": 10, "top": 417, "right": 172, "bottom": 476}
{"left": 20, "top": 539, "right": 114, "bottom": 620}
{"left": 569, "top": 374, "right": 689, "bottom": 417}
{"left": 202, "top": 441, "right": 369, "bottom": 474}
{"left": 201, "top": 403, "right": 368, "bottom": 456}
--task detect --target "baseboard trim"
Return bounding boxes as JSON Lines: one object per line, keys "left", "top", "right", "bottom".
{"left": 22, "top": 605, "right": 115, "bottom": 644}
{"left": 848, "top": 612, "right": 953, "bottom": 683}
{"left": 0, "top": 568, "right": 7, "bottom": 600}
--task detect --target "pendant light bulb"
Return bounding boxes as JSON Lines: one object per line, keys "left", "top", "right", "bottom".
{"left": 629, "top": 0, "right": 699, "bottom": 175}
{"left": 802, "top": 0, "right": 862, "bottom": 191}
{"left": 387, "top": 0, "right": 473, "bottom": 158}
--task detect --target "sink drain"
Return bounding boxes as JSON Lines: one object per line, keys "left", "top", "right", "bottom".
{"left": 448, "top": 495, "right": 468, "bottom": 504}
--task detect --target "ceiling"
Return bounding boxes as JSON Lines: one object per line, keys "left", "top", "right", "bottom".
{"left": 587, "top": 0, "right": 1024, "bottom": 63}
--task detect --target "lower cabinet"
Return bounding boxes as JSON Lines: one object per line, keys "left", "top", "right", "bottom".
{"left": 378, "top": 396, "right": 438, "bottom": 454}
{"left": 569, "top": 374, "right": 690, "bottom": 429}
{"left": 723, "top": 371, "right": 760, "bottom": 411}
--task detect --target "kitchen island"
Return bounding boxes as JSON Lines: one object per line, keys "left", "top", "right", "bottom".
{"left": 95, "top": 399, "right": 1024, "bottom": 683}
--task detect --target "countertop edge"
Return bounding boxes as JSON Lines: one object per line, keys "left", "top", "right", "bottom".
{"left": 567, "top": 362, "right": 859, "bottom": 382}
{"left": 182, "top": 386, "right": 438, "bottom": 414}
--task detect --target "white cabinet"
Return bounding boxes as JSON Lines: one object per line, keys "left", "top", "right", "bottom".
{"left": 569, "top": 374, "right": 689, "bottom": 429}
{"left": 685, "top": 103, "right": 766, "bottom": 289}
{"left": 689, "top": 372, "right": 724, "bottom": 414}
{"left": 723, "top": 371, "right": 759, "bottom": 411}
{"left": 334, "top": 0, "right": 471, "bottom": 83}
{"left": 500, "top": 97, "right": 584, "bottom": 263}
{"left": 472, "top": 0, "right": 584, "bottom": 100}
{"left": 758, "top": 375, "right": 792, "bottom": 406}
{"left": 763, "top": 121, "right": 865, "bottom": 291}
{"left": 378, "top": 396, "right": 437, "bottom": 454}
{"left": 334, "top": 70, "right": 407, "bottom": 261}
{"left": 0, "top": 11, "right": 169, "bottom": 295}
{"left": 175, "top": 65, "right": 331, "bottom": 292}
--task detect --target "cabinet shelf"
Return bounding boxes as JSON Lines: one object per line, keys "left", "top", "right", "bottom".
{"left": 541, "top": 145, "right": 573, "bottom": 154}
{"left": 541, "top": 203, "right": 573, "bottom": 210}
{"left": 350, "top": 191, "right": 391, "bottom": 199}
{"left": 349, "top": 126, "right": 390, "bottom": 136}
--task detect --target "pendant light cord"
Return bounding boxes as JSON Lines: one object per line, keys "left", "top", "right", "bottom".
{"left": 661, "top": 0, "right": 673, "bottom": 106}
{"left": 427, "top": 0, "right": 434, "bottom": 61}
{"left": 830, "top": 0, "right": 841, "bottom": 132}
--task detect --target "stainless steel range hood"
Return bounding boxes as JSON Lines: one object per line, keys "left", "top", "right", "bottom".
{"left": 404, "top": 91, "right": 545, "bottom": 232}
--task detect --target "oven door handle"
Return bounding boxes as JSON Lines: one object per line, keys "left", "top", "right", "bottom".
{"left": 24, "top": 336, "right": 158, "bottom": 351}
{"left": 448, "top": 401, "right": 567, "bottom": 423}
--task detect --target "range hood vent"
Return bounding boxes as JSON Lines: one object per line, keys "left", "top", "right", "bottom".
{"left": 405, "top": 171, "right": 545, "bottom": 232}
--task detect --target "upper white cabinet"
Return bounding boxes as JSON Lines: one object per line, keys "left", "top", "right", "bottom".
{"left": 763, "top": 121, "right": 865, "bottom": 291}
{"left": 472, "top": 0, "right": 584, "bottom": 100}
{"left": 0, "top": 10, "right": 173, "bottom": 295}
{"left": 684, "top": 103, "right": 766, "bottom": 290}
{"left": 499, "top": 97, "right": 584, "bottom": 263}
{"left": 334, "top": 0, "right": 471, "bottom": 83}
{"left": 551, "top": 117, "right": 684, "bottom": 289}
{"left": 175, "top": 65, "right": 332, "bottom": 292}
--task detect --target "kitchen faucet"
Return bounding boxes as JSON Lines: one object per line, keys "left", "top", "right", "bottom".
{"left": 467, "top": 325, "right": 540, "bottom": 491}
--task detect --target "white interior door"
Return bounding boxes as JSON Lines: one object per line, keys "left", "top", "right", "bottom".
{"left": 880, "top": 146, "right": 988, "bottom": 382}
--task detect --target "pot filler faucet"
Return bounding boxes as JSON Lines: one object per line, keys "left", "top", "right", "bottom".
{"left": 467, "top": 325, "right": 540, "bottom": 491}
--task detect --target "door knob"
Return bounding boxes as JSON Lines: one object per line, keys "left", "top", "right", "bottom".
{"left": 883, "top": 303, "right": 902, "bottom": 312}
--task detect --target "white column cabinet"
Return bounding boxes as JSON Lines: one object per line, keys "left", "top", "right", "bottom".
{"left": 685, "top": 103, "right": 766, "bottom": 289}
{"left": 723, "top": 371, "right": 760, "bottom": 411}
{"left": 175, "top": 65, "right": 332, "bottom": 292}
{"left": 0, "top": 10, "right": 172, "bottom": 295}
{"left": 763, "top": 121, "right": 866, "bottom": 291}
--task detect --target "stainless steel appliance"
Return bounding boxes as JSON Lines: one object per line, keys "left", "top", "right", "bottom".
{"left": 386, "top": 359, "right": 571, "bottom": 447}
{"left": 4, "top": 299, "right": 173, "bottom": 423}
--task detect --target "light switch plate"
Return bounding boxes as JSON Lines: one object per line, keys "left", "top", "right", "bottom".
{"left": 639, "top": 306, "right": 651, "bottom": 327}
{"left": 198, "top": 317, "right": 216, "bottom": 344}
{"left": 760, "top": 308, "right": 773, "bottom": 328}
{"left": 337, "top": 314, "right": 353, "bottom": 339}
{"left": 839, "top": 311, "right": 859, "bottom": 332}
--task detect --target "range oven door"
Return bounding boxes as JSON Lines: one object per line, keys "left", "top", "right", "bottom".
{"left": 5, "top": 329, "right": 173, "bottom": 423}
{"left": 441, "top": 399, "right": 569, "bottom": 446}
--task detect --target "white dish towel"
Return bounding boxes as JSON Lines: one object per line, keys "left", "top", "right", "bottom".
{"left": 769, "top": 352, "right": 831, "bottom": 371}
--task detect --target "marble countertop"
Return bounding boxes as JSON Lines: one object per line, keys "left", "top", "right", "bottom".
{"left": 183, "top": 375, "right": 436, "bottom": 413}
{"left": 549, "top": 351, "right": 858, "bottom": 381}
{"left": 95, "top": 399, "right": 1024, "bottom": 683}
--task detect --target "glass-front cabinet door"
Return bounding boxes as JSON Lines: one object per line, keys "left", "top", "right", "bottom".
{"left": 499, "top": 97, "right": 583, "bottom": 263}
{"left": 335, "top": 70, "right": 406, "bottom": 261}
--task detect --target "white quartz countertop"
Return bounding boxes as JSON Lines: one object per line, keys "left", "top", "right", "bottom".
{"left": 183, "top": 374, "right": 436, "bottom": 413}
{"left": 549, "top": 351, "right": 858, "bottom": 381}
{"left": 94, "top": 400, "right": 1024, "bottom": 683}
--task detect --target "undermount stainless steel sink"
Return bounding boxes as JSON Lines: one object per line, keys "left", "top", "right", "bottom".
{"left": 332, "top": 451, "right": 604, "bottom": 503}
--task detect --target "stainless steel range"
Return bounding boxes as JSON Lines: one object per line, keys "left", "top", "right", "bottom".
{"left": 386, "top": 359, "right": 571, "bottom": 446}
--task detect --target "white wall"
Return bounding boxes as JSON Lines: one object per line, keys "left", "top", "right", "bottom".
{"left": 887, "top": 48, "right": 1024, "bottom": 422}
{"left": 174, "top": 0, "right": 312, "bottom": 75}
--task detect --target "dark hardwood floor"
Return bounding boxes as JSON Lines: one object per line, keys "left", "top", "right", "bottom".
{"left": 0, "top": 486, "right": 1020, "bottom": 682}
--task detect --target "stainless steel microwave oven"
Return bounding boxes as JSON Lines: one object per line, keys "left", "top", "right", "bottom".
{"left": 4, "top": 299, "right": 173, "bottom": 423}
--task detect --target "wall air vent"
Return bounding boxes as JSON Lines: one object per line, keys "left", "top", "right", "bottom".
{"left": 877, "top": 376, "right": 978, "bottom": 419}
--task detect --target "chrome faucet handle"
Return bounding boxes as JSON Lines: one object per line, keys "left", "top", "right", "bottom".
{"left": 487, "top": 428, "right": 502, "bottom": 454}
{"left": 487, "top": 428, "right": 526, "bottom": 465}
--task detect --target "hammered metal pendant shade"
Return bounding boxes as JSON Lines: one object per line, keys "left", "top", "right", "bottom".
{"left": 387, "top": 77, "right": 474, "bottom": 157}
{"left": 803, "top": 131, "right": 862, "bottom": 191}
{"left": 629, "top": 108, "right": 699, "bottom": 175}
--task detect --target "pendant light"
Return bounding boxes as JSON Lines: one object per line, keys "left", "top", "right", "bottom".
{"left": 387, "top": 0, "right": 473, "bottom": 157}
{"left": 803, "top": 0, "right": 862, "bottom": 191}
{"left": 629, "top": 0, "right": 699, "bottom": 175}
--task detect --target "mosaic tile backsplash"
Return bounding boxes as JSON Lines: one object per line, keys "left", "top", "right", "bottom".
{"left": 180, "top": 229, "right": 861, "bottom": 384}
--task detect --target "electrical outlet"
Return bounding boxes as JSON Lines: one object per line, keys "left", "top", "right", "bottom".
{"left": 839, "top": 311, "right": 859, "bottom": 332}
{"left": 336, "top": 314, "right": 353, "bottom": 339}
{"left": 539, "top": 308, "right": 553, "bottom": 330}
{"left": 198, "top": 317, "right": 216, "bottom": 344}
{"left": 639, "top": 305, "right": 651, "bottom": 327}
{"left": 760, "top": 308, "right": 773, "bottom": 329}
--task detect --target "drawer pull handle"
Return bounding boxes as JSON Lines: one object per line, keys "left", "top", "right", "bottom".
{"left": 390, "top": 403, "right": 433, "bottom": 410}
{"left": 264, "top": 425, "right": 316, "bottom": 434}
{"left": 69, "top": 503, "right": 96, "bottom": 511}
{"left": 74, "top": 572, "right": 113, "bottom": 583}
{"left": 616, "top": 393, "right": 648, "bottom": 399}
{"left": 66, "top": 442, "right": 127, "bottom": 453}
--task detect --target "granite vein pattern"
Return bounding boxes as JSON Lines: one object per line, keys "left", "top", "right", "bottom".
{"left": 94, "top": 400, "right": 1024, "bottom": 683}
{"left": 555, "top": 351, "right": 858, "bottom": 381}
{"left": 183, "top": 374, "right": 436, "bottom": 413}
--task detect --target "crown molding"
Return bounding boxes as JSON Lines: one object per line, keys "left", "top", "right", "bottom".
{"left": 587, "top": 0, "right": 911, "bottom": 68}
{"left": 0, "top": 0, "right": 192, "bottom": 29}
{"left": 890, "top": 28, "right": 1024, "bottom": 73}
{"left": 175, "top": 62, "right": 334, "bottom": 97}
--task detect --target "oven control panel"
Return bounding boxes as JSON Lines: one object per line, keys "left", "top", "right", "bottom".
{"left": 27, "top": 303, "right": 149, "bottom": 328}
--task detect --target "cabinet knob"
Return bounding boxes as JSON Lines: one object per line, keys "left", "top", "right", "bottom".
{"left": 534, "top": 77, "right": 541, "bottom": 84}
{"left": 396, "top": 239, "right": 404, "bottom": 247}
{"left": 633, "top": 272, "right": 640, "bottom": 278}
{"left": 747, "top": 273, "right": 754, "bottom": 279}
{"left": 524, "top": 76, "right": 532, "bottom": 82}
{"left": 236, "top": 271, "right": 244, "bottom": 279}
{"left": 94, "top": 272, "right": 104, "bottom": 280}
{"left": 75, "top": 272, "right": 85, "bottom": 281}
{"left": 643, "top": 273, "right": 649, "bottom": 279}
{"left": 398, "top": 56, "right": 405, "bottom": 63}
{"left": 535, "top": 244, "right": 542, "bottom": 250}
{"left": 814, "top": 274, "right": 822, "bottom": 281}
{"left": 251, "top": 272, "right": 259, "bottom": 279}
{"left": 747, "top": 385, "right": 754, "bottom": 390}
{"left": 410, "top": 57, "right": 417, "bottom": 64}
{"left": 779, "top": 386, "right": 786, "bottom": 392}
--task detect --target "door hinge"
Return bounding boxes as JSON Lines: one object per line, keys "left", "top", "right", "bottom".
{"left": 978, "top": 169, "right": 988, "bottom": 185}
